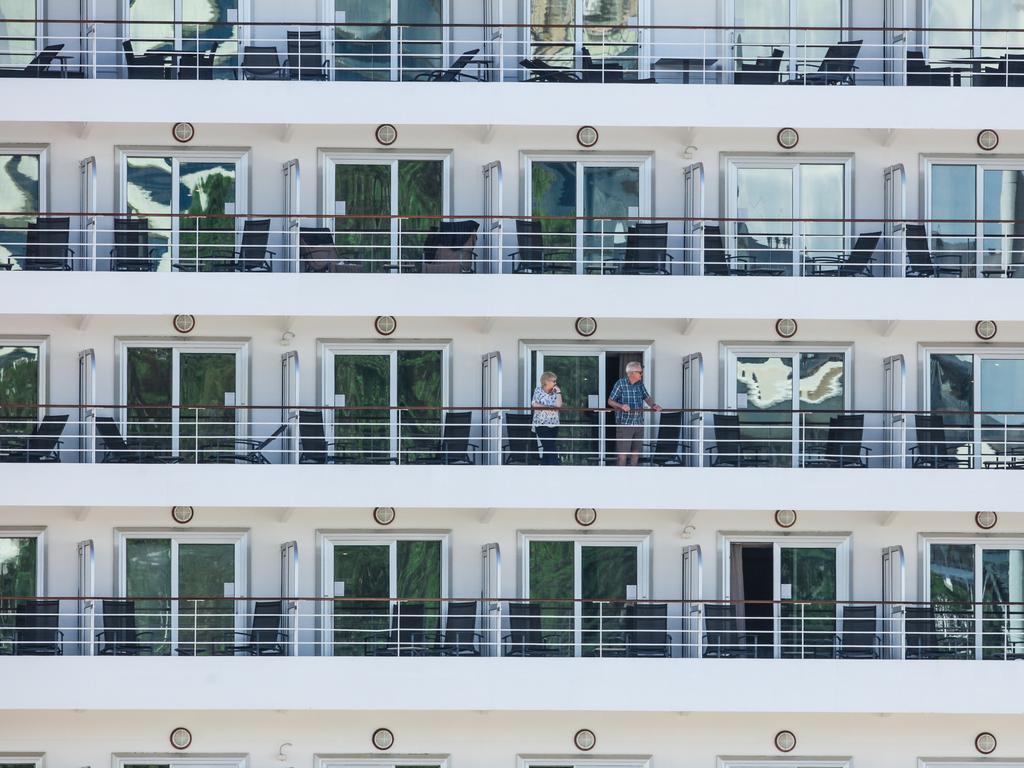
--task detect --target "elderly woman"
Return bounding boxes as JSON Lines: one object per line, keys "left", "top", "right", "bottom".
{"left": 531, "top": 371, "right": 562, "bottom": 465}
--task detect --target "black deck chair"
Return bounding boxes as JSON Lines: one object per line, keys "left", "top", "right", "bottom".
{"left": 805, "top": 232, "right": 880, "bottom": 277}
{"left": 511, "top": 219, "right": 574, "bottom": 274}
{"left": 521, "top": 58, "right": 582, "bottom": 82}
{"left": 206, "top": 218, "right": 274, "bottom": 272}
{"left": 13, "top": 599, "right": 63, "bottom": 655}
{"left": 439, "top": 600, "right": 482, "bottom": 656}
{"left": 110, "top": 217, "right": 159, "bottom": 271}
{"left": 96, "top": 599, "right": 157, "bottom": 655}
{"left": 297, "top": 410, "right": 344, "bottom": 464}
{"left": 835, "top": 604, "right": 880, "bottom": 659}
{"left": 1, "top": 414, "right": 68, "bottom": 463}
{"left": 804, "top": 414, "right": 871, "bottom": 468}
{"left": 503, "top": 413, "right": 540, "bottom": 465}
{"left": 227, "top": 423, "right": 288, "bottom": 464}
{"left": 95, "top": 416, "right": 178, "bottom": 463}
{"left": 904, "top": 224, "right": 965, "bottom": 278}
{"left": 23, "top": 216, "right": 73, "bottom": 271}
{"left": 625, "top": 603, "right": 672, "bottom": 657}
{"left": 0, "top": 44, "right": 64, "bottom": 78}
{"left": 701, "top": 603, "right": 757, "bottom": 658}
{"left": 298, "top": 226, "right": 364, "bottom": 273}
{"left": 414, "top": 48, "right": 483, "bottom": 81}
{"left": 734, "top": 48, "right": 783, "bottom": 84}
{"left": 122, "top": 40, "right": 171, "bottom": 79}
{"left": 702, "top": 224, "right": 785, "bottom": 276}
{"left": 644, "top": 411, "right": 684, "bottom": 466}
{"left": 906, "top": 51, "right": 961, "bottom": 86}
{"left": 423, "top": 220, "right": 480, "bottom": 273}
{"left": 287, "top": 31, "right": 328, "bottom": 81}
{"left": 372, "top": 601, "right": 430, "bottom": 656}
{"left": 176, "top": 41, "right": 220, "bottom": 80}
{"left": 504, "top": 601, "right": 560, "bottom": 656}
{"left": 242, "top": 46, "right": 287, "bottom": 80}
{"left": 408, "top": 411, "right": 477, "bottom": 465}
{"left": 785, "top": 40, "right": 862, "bottom": 85}
{"left": 904, "top": 606, "right": 971, "bottom": 659}
{"left": 234, "top": 600, "right": 287, "bottom": 655}
{"left": 620, "top": 222, "right": 671, "bottom": 275}
{"left": 705, "top": 413, "right": 768, "bottom": 467}
{"left": 910, "top": 414, "right": 972, "bottom": 469}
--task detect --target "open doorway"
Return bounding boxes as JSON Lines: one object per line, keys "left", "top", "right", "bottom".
{"left": 603, "top": 350, "right": 647, "bottom": 462}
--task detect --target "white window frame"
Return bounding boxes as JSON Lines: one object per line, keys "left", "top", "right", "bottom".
{"left": 318, "top": 339, "right": 452, "bottom": 461}
{"left": 0, "top": 336, "right": 49, "bottom": 419}
{"left": 723, "top": 154, "right": 854, "bottom": 275}
{"left": 113, "top": 756, "right": 248, "bottom": 768}
{"left": 719, "top": 761, "right": 851, "bottom": 768}
{"left": 316, "top": 530, "right": 451, "bottom": 656}
{"left": 722, "top": 342, "right": 854, "bottom": 467}
{"left": 519, "top": 760, "right": 650, "bottom": 768}
{"left": 921, "top": 156, "right": 1024, "bottom": 276}
{"left": 116, "top": 147, "right": 251, "bottom": 267}
{"left": 316, "top": 757, "right": 450, "bottom": 768}
{"left": 115, "top": 337, "right": 251, "bottom": 457}
{"left": 522, "top": 152, "right": 654, "bottom": 275}
{"left": 0, "top": 755, "right": 44, "bottom": 768}
{"left": 319, "top": 150, "right": 453, "bottom": 270}
{"left": 0, "top": 527, "right": 46, "bottom": 596}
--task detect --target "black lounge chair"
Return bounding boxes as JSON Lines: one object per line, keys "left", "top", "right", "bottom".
{"left": 625, "top": 603, "right": 672, "bottom": 657}
{"left": 122, "top": 40, "right": 171, "bottom": 79}
{"left": 785, "top": 40, "right": 862, "bottom": 85}
{"left": 407, "top": 410, "right": 477, "bottom": 465}
{"left": 910, "top": 414, "right": 972, "bottom": 469}
{"left": 835, "top": 604, "right": 880, "bottom": 659}
{"left": 96, "top": 599, "right": 157, "bottom": 655}
{"left": 734, "top": 48, "right": 783, "bottom": 84}
{"left": 371, "top": 601, "right": 430, "bottom": 656}
{"left": 414, "top": 48, "right": 483, "bottom": 81}
{"left": 503, "top": 413, "right": 540, "bottom": 465}
{"left": 702, "top": 224, "right": 785, "bottom": 276}
{"left": 804, "top": 232, "right": 880, "bottom": 277}
{"left": 422, "top": 220, "right": 480, "bottom": 273}
{"left": 0, "top": 44, "right": 65, "bottom": 78}
{"left": 705, "top": 413, "right": 769, "bottom": 467}
{"left": 298, "top": 227, "right": 364, "bottom": 273}
{"left": 504, "top": 601, "right": 562, "bottom": 656}
{"left": 904, "top": 606, "right": 972, "bottom": 659}
{"left": 511, "top": 219, "right": 574, "bottom": 274}
{"left": 701, "top": 603, "right": 757, "bottom": 658}
{"left": 906, "top": 51, "right": 961, "bottom": 87}
{"left": 287, "top": 31, "right": 328, "bottom": 81}
{"left": 803, "top": 414, "right": 871, "bottom": 468}
{"left": 13, "top": 599, "right": 63, "bottom": 655}
{"left": 619, "top": 222, "right": 671, "bottom": 275}
{"left": 297, "top": 410, "right": 343, "bottom": 464}
{"left": 203, "top": 218, "right": 274, "bottom": 272}
{"left": 95, "top": 416, "right": 178, "bottom": 464}
{"left": 644, "top": 411, "right": 684, "bottom": 466}
{"left": 439, "top": 600, "right": 482, "bottom": 656}
{"left": 0, "top": 414, "right": 68, "bottom": 463}
{"left": 176, "top": 41, "right": 221, "bottom": 80}
{"left": 904, "top": 224, "right": 966, "bottom": 278}
{"left": 234, "top": 600, "right": 287, "bottom": 655}
{"left": 227, "top": 423, "right": 288, "bottom": 464}
{"left": 22, "top": 216, "right": 74, "bottom": 271}
{"left": 110, "top": 217, "right": 159, "bottom": 271}
{"left": 242, "top": 46, "right": 287, "bottom": 80}
{"left": 521, "top": 58, "right": 581, "bottom": 82}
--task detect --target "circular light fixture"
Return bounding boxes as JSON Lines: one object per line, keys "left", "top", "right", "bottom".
{"left": 976, "top": 511, "right": 998, "bottom": 530}
{"left": 373, "top": 506, "right": 396, "bottom": 526}
{"left": 372, "top": 727, "right": 395, "bottom": 751}
{"left": 975, "top": 732, "right": 997, "bottom": 755}
{"left": 774, "top": 730, "right": 797, "bottom": 753}
{"left": 775, "top": 509, "right": 797, "bottom": 529}
{"left": 777, "top": 127, "right": 799, "bottom": 150}
{"left": 576, "top": 126, "right": 599, "bottom": 148}
{"left": 977, "top": 130, "right": 999, "bottom": 152}
{"left": 171, "top": 505, "right": 195, "bottom": 525}
{"left": 975, "top": 320, "right": 998, "bottom": 341}
{"left": 375, "top": 124, "right": 398, "bottom": 146}
{"left": 169, "top": 727, "right": 192, "bottom": 750}
{"left": 575, "top": 317, "right": 597, "bottom": 337}
{"left": 775, "top": 318, "right": 798, "bottom": 339}
{"left": 173, "top": 314, "right": 196, "bottom": 334}
{"left": 172, "top": 122, "right": 195, "bottom": 144}
{"left": 573, "top": 728, "right": 597, "bottom": 752}
{"left": 574, "top": 508, "right": 597, "bottom": 527}
{"left": 374, "top": 315, "right": 397, "bottom": 336}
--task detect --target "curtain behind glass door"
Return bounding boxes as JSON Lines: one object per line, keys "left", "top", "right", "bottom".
{"left": 128, "top": 0, "right": 176, "bottom": 54}
{"left": 735, "top": 356, "right": 794, "bottom": 466}
{"left": 333, "top": 544, "right": 389, "bottom": 655}
{"left": 126, "top": 156, "right": 173, "bottom": 271}
{"left": 126, "top": 538, "right": 172, "bottom": 654}
{"left": 735, "top": 167, "right": 794, "bottom": 275}
{"left": 335, "top": 0, "right": 392, "bottom": 80}
{"left": 779, "top": 546, "right": 836, "bottom": 658}
{"left": 178, "top": 352, "right": 237, "bottom": 463}
{"left": 0, "top": 345, "right": 39, "bottom": 435}
{"left": 582, "top": 165, "right": 639, "bottom": 273}
{"left": 0, "top": 537, "right": 37, "bottom": 652}
{"left": 0, "top": 153, "right": 41, "bottom": 270}
{"left": 581, "top": 545, "right": 638, "bottom": 657}
{"left": 177, "top": 542, "right": 235, "bottom": 655}
{"left": 177, "top": 161, "right": 237, "bottom": 272}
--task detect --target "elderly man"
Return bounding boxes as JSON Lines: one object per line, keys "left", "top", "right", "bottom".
{"left": 607, "top": 361, "right": 661, "bottom": 466}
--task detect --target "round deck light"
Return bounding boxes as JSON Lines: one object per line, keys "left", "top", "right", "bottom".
{"left": 775, "top": 318, "right": 798, "bottom": 339}
{"left": 374, "top": 316, "right": 397, "bottom": 336}
{"left": 975, "top": 732, "right": 997, "bottom": 755}
{"left": 975, "top": 511, "right": 998, "bottom": 530}
{"left": 775, "top": 509, "right": 797, "bottom": 529}
{"left": 172, "top": 122, "right": 195, "bottom": 143}
{"left": 173, "top": 314, "right": 196, "bottom": 334}
{"left": 375, "top": 124, "right": 398, "bottom": 146}
{"left": 575, "top": 508, "right": 597, "bottom": 527}
{"left": 576, "top": 126, "right": 599, "bottom": 148}
{"left": 774, "top": 730, "right": 797, "bottom": 753}
{"left": 977, "top": 130, "right": 999, "bottom": 152}
{"left": 372, "top": 727, "right": 395, "bottom": 751}
{"left": 169, "top": 727, "right": 192, "bottom": 750}
{"left": 573, "top": 728, "right": 597, "bottom": 751}
{"left": 373, "top": 506, "right": 396, "bottom": 526}
{"left": 777, "top": 128, "right": 799, "bottom": 149}
{"left": 171, "top": 506, "right": 195, "bottom": 525}
{"left": 975, "top": 320, "right": 997, "bottom": 341}
{"left": 575, "top": 317, "right": 598, "bottom": 337}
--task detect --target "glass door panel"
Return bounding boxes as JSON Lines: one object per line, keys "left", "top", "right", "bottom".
{"left": 334, "top": 163, "right": 390, "bottom": 271}
{"left": 927, "top": 0, "right": 973, "bottom": 63}
{"left": 928, "top": 353, "right": 974, "bottom": 463}
{"left": 529, "top": 0, "right": 576, "bottom": 66}
{"left": 335, "top": 0, "right": 393, "bottom": 80}
{"left": 0, "top": 0, "right": 36, "bottom": 67}
{"left": 930, "top": 165, "right": 976, "bottom": 276}
{"left": 333, "top": 354, "right": 391, "bottom": 462}
{"left": 540, "top": 354, "right": 599, "bottom": 464}
{"left": 126, "top": 156, "right": 173, "bottom": 271}
{"left": 128, "top": 0, "right": 176, "bottom": 55}
{"left": 177, "top": 161, "right": 237, "bottom": 272}
{"left": 333, "top": 544, "right": 390, "bottom": 656}
{"left": 580, "top": 544, "right": 638, "bottom": 656}
{"left": 735, "top": 355, "right": 794, "bottom": 466}
{"left": 396, "top": 539, "right": 442, "bottom": 635}
{"left": 0, "top": 345, "right": 39, "bottom": 435}
{"left": 583, "top": 0, "right": 639, "bottom": 75}
{"left": 793, "top": 0, "right": 843, "bottom": 73}
{"left": 0, "top": 153, "right": 41, "bottom": 271}
{"left": 779, "top": 546, "right": 836, "bottom": 658}
{"left": 531, "top": 160, "right": 577, "bottom": 273}
{"left": 126, "top": 346, "right": 173, "bottom": 455}
{"left": 0, "top": 537, "right": 37, "bottom": 651}
{"left": 734, "top": 0, "right": 790, "bottom": 66}
{"left": 982, "top": 169, "right": 1024, "bottom": 277}
{"left": 798, "top": 352, "right": 845, "bottom": 461}
{"left": 980, "top": 0, "right": 1024, "bottom": 58}
{"left": 178, "top": 352, "right": 237, "bottom": 463}
{"left": 582, "top": 166, "right": 639, "bottom": 272}
{"left": 396, "top": 349, "right": 443, "bottom": 463}
{"left": 982, "top": 548, "right": 1024, "bottom": 659}
{"left": 181, "top": 0, "right": 239, "bottom": 69}
{"left": 980, "top": 358, "right": 1024, "bottom": 465}
{"left": 397, "top": 159, "right": 443, "bottom": 271}
{"left": 398, "top": 0, "right": 443, "bottom": 80}
{"left": 528, "top": 539, "right": 574, "bottom": 656}
{"left": 735, "top": 167, "right": 794, "bottom": 275}
{"left": 177, "top": 542, "right": 235, "bottom": 655}
{"left": 929, "top": 542, "right": 975, "bottom": 654}
{"left": 126, "top": 538, "right": 172, "bottom": 654}
{"left": 799, "top": 164, "right": 845, "bottom": 269}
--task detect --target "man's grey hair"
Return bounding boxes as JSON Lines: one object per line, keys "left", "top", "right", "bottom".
{"left": 625, "top": 361, "right": 644, "bottom": 373}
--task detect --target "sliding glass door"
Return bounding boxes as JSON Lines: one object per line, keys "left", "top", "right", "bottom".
{"left": 926, "top": 0, "right": 1024, "bottom": 65}
{"left": 0, "top": 150, "right": 44, "bottom": 271}
{"left": 125, "top": 0, "right": 240, "bottom": 68}
{"left": 527, "top": 0, "right": 643, "bottom": 76}
{"left": 122, "top": 342, "right": 246, "bottom": 462}
{"left": 0, "top": 341, "right": 44, "bottom": 435}
{"left": 334, "top": 0, "right": 445, "bottom": 80}
{"left": 0, "top": 533, "right": 42, "bottom": 654}
{"left": 731, "top": 0, "right": 846, "bottom": 79}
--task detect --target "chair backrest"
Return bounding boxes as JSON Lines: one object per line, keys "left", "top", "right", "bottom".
{"left": 839, "top": 604, "right": 878, "bottom": 651}
{"left": 443, "top": 600, "right": 478, "bottom": 646}
{"left": 441, "top": 411, "right": 473, "bottom": 460}
{"left": 515, "top": 219, "right": 544, "bottom": 271}
{"left": 504, "top": 413, "right": 540, "bottom": 465}
{"left": 762, "top": 48, "right": 784, "bottom": 71}
{"left": 26, "top": 44, "right": 63, "bottom": 75}
{"left": 243, "top": 46, "right": 282, "bottom": 74}
{"left": 112, "top": 217, "right": 150, "bottom": 267}
{"left": 287, "top": 31, "right": 324, "bottom": 78}
{"left": 702, "top": 603, "right": 738, "bottom": 640}
{"left": 824, "top": 414, "right": 865, "bottom": 464}
{"left": 904, "top": 224, "right": 934, "bottom": 273}
{"left": 712, "top": 413, "right": 741, "bottom": 461}
{"left": 623, "top": 222, "right": 668, "bottom": 273}
{"left": 100, "top": 599, "right": 140, "bottom": 645}
{"left": 238, "top": 218, "right": 271, "bottom": 270}
{"left": 248, "top": 600, "right": 284, "bottom": 646}
{"left": 650, "top": 411, "right": 683, "bottom": 464}
{"left": 298, "top": 226, "right": 340, "bottom": 271}
{"left": 701, "top": 224, "right": 731, "bottom": 276}
{"left": 839, "top": 231, "right": 880, "bottom": 276}
{"left": 819, "top": 40, "right": 862, "bottom": 74}
{"left": 122, "top": 40, "right": 139, "bottom": 65}
{"left": 506, "top": 601, "right": 543, "bottom": 648}
{"left": 25, "top": 216, "right": 71, "bottom": 268}
{"left": 915, "top": 413, "right": 945, "bottom": 454}
{"left": 435, "top": 48, "right": 479, "bottom": 81}
{"left": 392, "top": 601, "right": 427, "bottom": 646}
{"left": 14, "top": 599, "right": 60, "bottom": 647}
{"left": 439, "top": 219, "right": 480, "bottom": 248}
{"left": 904, "top": 606, "right": 938, "bottom": 654}
{"left": 253, "top": 423, "right": 289, "bottom": 452}
{"left": 27, "top": 414, "right": 68, "bottom": 459}
{"left": 906, "top": 50, "right": 928, "bottom": 73}
{"left": 298, "top": 410, "right": 328, "bottom": 462}
{"left": 95, "top": 416, "right": 130, "bottom": 452}
{"left": 626, "top": 602, "right": 669, "bottom": 651}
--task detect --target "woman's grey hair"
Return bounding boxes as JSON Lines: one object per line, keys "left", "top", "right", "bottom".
{"left": 539, "top": 371, "right": 557, "bottom": 386}
{"left": 625, "top": 361, "right": 644, "bottom": 374}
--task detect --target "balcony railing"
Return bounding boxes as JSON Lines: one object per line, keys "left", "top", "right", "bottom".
{"left": 2, "top": 596, "right": 1021, "bottom": 660}
{"left": 2, "top": 404, "right": 1023, "bottom": 470}
{"left": 1, "top": 19, "right": 1023, "bottom": 87}
{"left": 3, "top": 213, "right": 1022, "bottom": 278}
